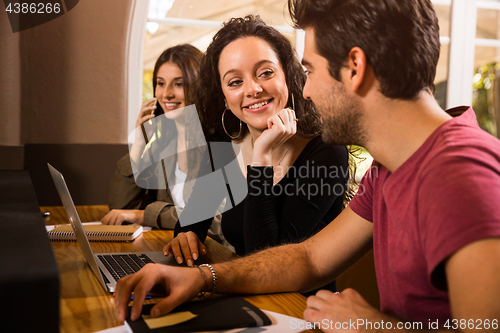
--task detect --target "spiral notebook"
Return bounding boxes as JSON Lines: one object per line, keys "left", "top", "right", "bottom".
{"left": 47, "top": 224, "right": 143, "bottom": 242}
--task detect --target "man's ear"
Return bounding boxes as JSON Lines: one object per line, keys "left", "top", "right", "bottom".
{"left": 345, "top": 47, "right": 367, "bottom": 93}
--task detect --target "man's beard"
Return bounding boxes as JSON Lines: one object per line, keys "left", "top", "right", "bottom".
{"left": 319, "top": 83, "right": 367, "bottom": 147}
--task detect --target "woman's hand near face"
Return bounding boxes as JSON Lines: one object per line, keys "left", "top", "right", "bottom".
{"left": 101, "top": 209, "right": 145, "bottom": 225}
{"left": 133, "top": 98, "right": 157, "bottom": 144}
{"left": 130, "top": 98, "right": 157, "bottom": 164}
{"left": 252, "top": 108, "right": 297, "bottom": 166}
{"left": 136, "top": 98, "right": 157, "bottom": 129}
{"left": 163, "top": 231, "right": 207, "bottom": 267}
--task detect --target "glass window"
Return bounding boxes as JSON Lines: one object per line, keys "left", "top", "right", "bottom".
{"left": 477, "top": 3, "right": 500, "bottom": 40}
{"left": 473, "top": 47, "right": 500, "bottom": 137}
{"left": 433, "top": 2, "right": 451, "bottom": 109}
{"left": 473, "top": 2, "right": 500, "bottom": 137}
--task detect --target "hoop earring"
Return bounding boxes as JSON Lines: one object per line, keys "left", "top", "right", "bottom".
{"left": 289, "top": 93, "right": 299, "bottom": 122}
{"left": 222, "top": 109, "right": 242, "bottom": 140}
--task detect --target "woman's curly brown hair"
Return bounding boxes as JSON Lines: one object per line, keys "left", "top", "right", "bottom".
{"left": 195, "top": 15, "right": 322, "bottom": 141}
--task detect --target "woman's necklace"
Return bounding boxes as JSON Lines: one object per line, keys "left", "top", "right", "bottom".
{"left": 275, "top": 143, "right": 292, "bottom": 168}
{"left": 273, "top": 143, "right": 292, "bottom": 185}
{"left": 251, "top": 138, "right": 292, "bottom": 169}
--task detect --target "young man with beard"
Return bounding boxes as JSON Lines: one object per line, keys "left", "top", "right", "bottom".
{"left": 115, "top": 0, "right": 500, "bottom": 330}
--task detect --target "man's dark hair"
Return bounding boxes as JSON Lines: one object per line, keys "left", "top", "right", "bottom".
{"left": 288, "top": 0, "right": 441, "bottom": 99}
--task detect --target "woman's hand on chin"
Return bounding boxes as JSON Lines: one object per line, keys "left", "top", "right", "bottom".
{"left": 252, "top": 108, "right": 297, "bottom": 166}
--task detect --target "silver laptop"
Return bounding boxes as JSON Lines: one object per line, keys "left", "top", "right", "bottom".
{"left": 48, "top": 163, "right": 178, "bottom": 293}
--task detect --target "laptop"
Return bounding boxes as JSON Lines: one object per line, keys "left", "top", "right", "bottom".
{"left": 48, "top": 163, "right": 178, "bottom": 293}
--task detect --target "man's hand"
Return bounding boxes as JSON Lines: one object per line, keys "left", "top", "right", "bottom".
{"left": 101, "top": 209, "right": 145, "bottom": 225}
{"left": 305, "top": 289, "right": 383, "bottom": 333}
{"left": 114, "top": 263, "right": 205, "bottom": 322}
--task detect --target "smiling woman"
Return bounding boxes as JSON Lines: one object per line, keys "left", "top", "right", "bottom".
{"left": 220, "top": 37, "right": 290, "bottom": 136}
{"left": 103, "top": 45, "right": 229, "bottom": 237}
{"left": 166, "top": 15, "right": 353, "bottom": 295}
{"left": 155, "top": 62, "right": 185, "bottom": 114}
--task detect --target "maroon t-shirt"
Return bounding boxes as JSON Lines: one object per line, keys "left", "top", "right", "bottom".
{"left": 349, "top": 106, "right": 500, "bottom": 324}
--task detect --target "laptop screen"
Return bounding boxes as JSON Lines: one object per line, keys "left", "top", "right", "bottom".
{"left": 48, "top": 163, "right": 107, "bottom": 288}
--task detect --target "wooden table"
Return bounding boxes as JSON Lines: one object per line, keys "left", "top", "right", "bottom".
{"left": 42, "top": 206, "right": 315, "bottom": 333}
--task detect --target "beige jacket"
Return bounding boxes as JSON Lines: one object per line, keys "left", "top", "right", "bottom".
{"left": 108, "top": 125, "right": 229, "bottom": 246}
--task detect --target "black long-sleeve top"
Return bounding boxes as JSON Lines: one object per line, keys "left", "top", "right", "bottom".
{"left": 175, "top": 135, "right": 349, "bottom": 256}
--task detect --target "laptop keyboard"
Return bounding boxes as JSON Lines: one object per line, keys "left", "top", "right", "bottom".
{"left": 97, "top": 254, "right": 154, "bottom": 281}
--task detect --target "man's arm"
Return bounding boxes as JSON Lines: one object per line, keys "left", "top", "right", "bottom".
{"left": 445, "top": 237, "right": 500, "bottom": 331}
{"left": 115, "top": 206, "right": 374, "bottom": 321}
{"left": 216, "top": 206, "right": 373, "bottom": 294}
{"left": 303, "top": 238, "right": 500, "bottom": 333}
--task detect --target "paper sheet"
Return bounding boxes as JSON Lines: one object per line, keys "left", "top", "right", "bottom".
{"left": 93, "top": 310, "right": 308, "bottom": 333}
{"left": 93, "top": 324, "right": 132, "bottom": 333}
{"left": 218, "top": 310, "right": 309, "bottom": 333}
